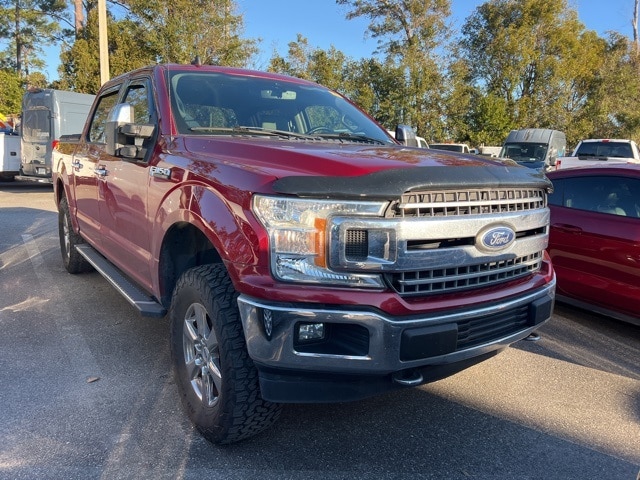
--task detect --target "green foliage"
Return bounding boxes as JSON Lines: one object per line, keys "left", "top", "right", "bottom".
{"left": 57, "top": 9, "right": 153, "bottom": 93}
{"left": 459, "top": 0, "right": 611, "bottom": 145}
{"left": 58, "top": 0, "right": 258, "bottom": 92}
{"left": 126, "top": 0, "right": 258, "bottom": 66}
{"left": 336, "top": 0, "right": 452, "bottom": 139}
{"left": 0, "top": 68, "right": 23, "bottom": 114}
{"left": 0, "top": 0, "right": 69, "bottom": 77}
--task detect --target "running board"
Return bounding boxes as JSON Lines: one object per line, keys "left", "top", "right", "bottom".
{"left": 75, "top": 244, "right": 167, "bottom": 318}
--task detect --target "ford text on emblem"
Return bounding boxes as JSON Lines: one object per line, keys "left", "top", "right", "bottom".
{"left": 478, "top": 226, "right": 516, "bottom": 251}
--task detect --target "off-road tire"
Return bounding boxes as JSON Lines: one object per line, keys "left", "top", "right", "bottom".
{"left": 58, "top": 197, "right": 93, "bottom": 273}
{"left": 169, "top": 264, "right": 282, "bottom": 444}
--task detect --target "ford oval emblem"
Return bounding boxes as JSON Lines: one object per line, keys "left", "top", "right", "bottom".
{"left": 478, "top": 226, "right": 516, "bottom": 251}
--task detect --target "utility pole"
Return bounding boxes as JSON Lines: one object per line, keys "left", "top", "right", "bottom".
{"left": 98, "top": 0, "right": 109, "bottom": 85}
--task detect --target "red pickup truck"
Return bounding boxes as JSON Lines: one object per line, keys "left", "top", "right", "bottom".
{"left": 53, "top": 64, "right": 555, "bottom": 444}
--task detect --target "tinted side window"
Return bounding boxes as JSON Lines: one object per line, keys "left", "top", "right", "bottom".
{"left": 123, "top": 82, "right": 153, "bottom": 124}
{"left": 550, "top": 175, "right": 640, "bottom": 217}
{"left": 88, "top": 90, "right": 120, "bottom": 144}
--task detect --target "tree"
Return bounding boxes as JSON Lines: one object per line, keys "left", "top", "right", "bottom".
{"left": 268, "top": 35, "right": 351, "bottom": 92}
{"left": 336, "top": 0, "right": 452, "bottom": 140}
{"left": 459, "top": 0, "right": 608, "bottom": 145}
{"left": 0, "top": 68, "right": 22, "bottom": 114}
{"left": 59, "top": 0, "right": 258, "bottom": 91}
{"left": 0, "top": 0, "right": 69, "bottom": 77}
{"left": 581, "top": 33, "right": 640, "bottom": 141}
{"left": 57, "top": 8, "right": 153, "bottom": 93}
{"left": 126, "top": 0, "right": 258, "bottom": 66}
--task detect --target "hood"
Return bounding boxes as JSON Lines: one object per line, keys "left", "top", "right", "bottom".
{"left": 180, "top": 136, "right": 550, "bottom": 199}
{"left": 183, "top": 136, "right": 506, "bottom": 174}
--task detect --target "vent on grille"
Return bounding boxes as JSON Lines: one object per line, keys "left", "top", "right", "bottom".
{"left": 345, "top": 229, "right": 368, "bottom": 261}
{"left": 386, "top": 252, "right": 543, "bottom": 296}
{"left": 394, "top": 188, "right": 546, "bottom": 217}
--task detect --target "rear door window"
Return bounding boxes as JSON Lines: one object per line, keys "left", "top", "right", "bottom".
{"left": 550, "top": 175, "right": 640, "bottom": 217}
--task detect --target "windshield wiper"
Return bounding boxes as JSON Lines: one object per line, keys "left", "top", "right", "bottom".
{"left": 189, "top": 125, "right": 314, "bottom": 140}
{"left": 315, "top": 132, "right": 386, "bottom": 145}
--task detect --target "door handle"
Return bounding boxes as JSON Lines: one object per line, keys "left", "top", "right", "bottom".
{"left": 72, "top": 159, "right": 83, "bottom": 170}
{"left": 94, "top": 166, "right": 108, "bottom": 177}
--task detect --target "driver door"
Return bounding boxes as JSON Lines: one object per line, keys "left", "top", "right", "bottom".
{"left": 98, "top": 78, "right": 157, "bottom": 292}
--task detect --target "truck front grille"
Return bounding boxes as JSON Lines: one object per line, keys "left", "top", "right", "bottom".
{"left": 393, "top": 188, "right": 546, "bottom": 218}
{"left": 385, "top": 252, "right": 543, "bottom": 296}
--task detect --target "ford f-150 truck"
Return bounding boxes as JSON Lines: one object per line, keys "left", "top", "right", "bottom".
{"left": 53, "top": 64, "right": 555, "bottom": 444}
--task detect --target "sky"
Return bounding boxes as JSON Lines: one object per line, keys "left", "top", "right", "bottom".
{"left": 41, "top": 0, "right": 637, "bottom": 81}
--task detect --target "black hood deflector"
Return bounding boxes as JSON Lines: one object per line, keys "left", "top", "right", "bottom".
{"left": 272, "top": 166, "right": 553, "bottom": 200}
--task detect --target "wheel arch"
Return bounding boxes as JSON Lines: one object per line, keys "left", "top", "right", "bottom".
{"left": 158, "top": 221, "right": 223, "bottom": 307}
{"left": 153, "top": 183, "right": 262, "bottom": 309}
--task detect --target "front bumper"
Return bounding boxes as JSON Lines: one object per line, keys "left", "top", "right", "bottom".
{"left": 237, "top": 278, "right": 555, "bottom": 402}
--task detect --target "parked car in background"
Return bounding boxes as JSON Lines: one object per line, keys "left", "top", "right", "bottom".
{"left": 477, "top": 145, "right": 502, "bottom": 157}
{"left": 430, "top": 143, "right": 471, "bottom": 154}
{"left": 18, "top": 88, "right": 95, "bottom": 183}
{"left": 500, "top": 128, "right": 566, "bottom": 171}
{"left": 555, "top": 138, "right": 640, "bottom": 170}
{"left": 387, "top": 130, "right": 429, "bottom": 148}
{"left": 547, "top": 164, "right": 640, "bottom": 325}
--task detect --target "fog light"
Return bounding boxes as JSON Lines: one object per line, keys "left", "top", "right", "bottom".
{"left": 298, "top": 323, "right": 325, "bottom": 342}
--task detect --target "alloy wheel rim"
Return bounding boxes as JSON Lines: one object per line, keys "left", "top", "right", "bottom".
{"left": 182, "top": 302, "right": 222, "bottom": 407}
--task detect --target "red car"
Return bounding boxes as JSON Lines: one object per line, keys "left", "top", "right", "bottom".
{"left": 547, "top": 164, "right": 640, "bottom": 325}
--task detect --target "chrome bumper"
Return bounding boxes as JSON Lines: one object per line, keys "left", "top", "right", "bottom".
{"left": 237, "top": 279, "right": 555, "bottom": 376}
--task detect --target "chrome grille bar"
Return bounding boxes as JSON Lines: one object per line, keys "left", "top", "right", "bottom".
{"left": 395, "top": 188, "right": 546, "bottom": 217}
{"left": 386, "top": 252, "right": 543, "bottom": 296}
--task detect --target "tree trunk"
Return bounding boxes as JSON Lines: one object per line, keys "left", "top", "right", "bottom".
{"left": 75, "top": 0, "right": 84, "bottom": 33}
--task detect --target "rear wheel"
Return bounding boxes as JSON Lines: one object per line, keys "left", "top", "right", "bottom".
{"left": 169, "top": 264, "right": 281, "bottom": 444}
{"left": 58, "top": 197, "right": 93, "bottom": 273}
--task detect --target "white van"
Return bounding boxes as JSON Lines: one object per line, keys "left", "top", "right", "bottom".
{"left": 500, "top": 128, "right": 566, "bottom": 171}
{"left": 18, "top": 89, "right": 95, "bottom": 182}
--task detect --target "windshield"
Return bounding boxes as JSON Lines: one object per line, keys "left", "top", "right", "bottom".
{"left": 500, "top": 143, "right": 548, "bottom": 163}
{"left": 168, "top": 71, "right": 393, "bottom": 144}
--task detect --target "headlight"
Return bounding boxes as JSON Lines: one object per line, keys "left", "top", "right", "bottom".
{"left": 252, "top": 195, "right": 387, "bottom": 287}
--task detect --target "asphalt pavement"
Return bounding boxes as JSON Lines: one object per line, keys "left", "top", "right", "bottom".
{"left": 1, "top": 181, "right": 639, "bottom": 479}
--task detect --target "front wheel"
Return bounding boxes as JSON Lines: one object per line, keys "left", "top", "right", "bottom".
{"left": 169, "top": 264, "right": 281, "bottom": 444}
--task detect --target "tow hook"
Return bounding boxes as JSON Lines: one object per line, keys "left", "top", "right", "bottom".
{"left": 392, "top": 369, "right": 424, "bottom": 386}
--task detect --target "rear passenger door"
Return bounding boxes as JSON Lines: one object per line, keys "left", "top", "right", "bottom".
{"left": 72, "top": 87, "right": 121, "bottom": 247}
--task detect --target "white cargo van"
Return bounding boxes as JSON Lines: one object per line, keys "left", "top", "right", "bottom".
{"left": 500, "top": 128, "right": 566, "bottom": 171}
{"left": 18, "top": 89, "right": 95, "bottom": 182}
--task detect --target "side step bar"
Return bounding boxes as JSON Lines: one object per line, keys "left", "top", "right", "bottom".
{"left": 75, "top": 244, "right": 167, "bottom": 318}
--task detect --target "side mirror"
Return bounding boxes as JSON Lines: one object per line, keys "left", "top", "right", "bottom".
{"left": 105, "top": 103, "right": 155, "bottom": 159}
{"left": 395, "top": 124, "right": 419, "bottom": 147}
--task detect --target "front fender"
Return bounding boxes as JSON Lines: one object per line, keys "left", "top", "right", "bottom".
{"left": 151, "top": 182, "right": 263, "bottom": 291}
